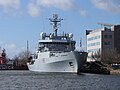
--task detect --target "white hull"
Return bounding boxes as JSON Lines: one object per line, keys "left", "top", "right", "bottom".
{"left": 27, "top": 51, "right": 87, "bottom": 73}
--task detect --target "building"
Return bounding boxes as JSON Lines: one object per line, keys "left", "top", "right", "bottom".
{"left": 86, "top": 25, "right": 120, "bottom": 61}
{"left": 112, "top": 25, "right": 120, "bottom": 53}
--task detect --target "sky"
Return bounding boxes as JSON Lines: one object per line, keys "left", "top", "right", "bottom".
{"left": 0, "top": 0, "right": 120, "bottom": 58}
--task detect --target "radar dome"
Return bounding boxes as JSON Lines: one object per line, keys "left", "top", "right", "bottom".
{"left": 40, "top": 32, "right": 46, "bottom": 39}
{"left": 69, "top": 33, "right": 73, "bottom": 38}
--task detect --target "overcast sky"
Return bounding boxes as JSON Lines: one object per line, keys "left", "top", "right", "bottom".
{"left": 0, "top": 0, "right": 120, "bottom": 58}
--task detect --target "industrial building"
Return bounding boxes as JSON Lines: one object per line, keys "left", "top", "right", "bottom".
{"left": 86, "top": 23, "right": 120, "bottom": 61}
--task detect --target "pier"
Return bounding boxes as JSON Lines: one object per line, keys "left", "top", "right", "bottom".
{"left": 80, "top": 61, "right": 110, "bottom": 75}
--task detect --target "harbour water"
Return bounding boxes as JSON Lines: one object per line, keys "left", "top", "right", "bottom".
{"left": 0, "top": 71, "right": 120, "bottom": 90}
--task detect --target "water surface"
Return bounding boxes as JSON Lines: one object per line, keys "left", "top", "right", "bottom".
{"left": 0, "top": 71, "right": 120, "bottom": 90}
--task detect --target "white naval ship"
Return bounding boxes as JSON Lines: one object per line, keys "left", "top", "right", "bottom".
{"left": 27, "top": 14, "right": 87, "bottom": 73}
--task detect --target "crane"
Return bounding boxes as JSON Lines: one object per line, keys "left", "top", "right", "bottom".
{"left": 97, "top": 22, "right": 114, "bottom": 27}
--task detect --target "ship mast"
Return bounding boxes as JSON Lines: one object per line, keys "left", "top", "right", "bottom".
{"left": 49, "top": 14, "right": 63, "bottom": 36}
{"left": 26, "top": 40, "right": 29, "bottom": 60}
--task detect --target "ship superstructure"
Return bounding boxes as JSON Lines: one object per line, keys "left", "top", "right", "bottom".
{"left": 27, "top": 14, "right": 87, "bottom": 73}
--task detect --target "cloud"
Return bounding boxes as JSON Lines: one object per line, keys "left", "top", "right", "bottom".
{"left": 0, "top": 0, "right": 20, "bottom": 16}
{"left": 79, "top": 10, "right": 87, "bottom": 17}
{"left": 0, "top": 0, "right": 20, "bottom": 12}
{"left": 27, "top": 0, "right": 87, "bottom": 17}
{"left": 0, "top": 0, "right": 88, "bottom": 17}
{"left": 27, "top": 3, "right": 41, "bottom": 17}
{"left": 91, "top": 0, "right": 120, "bottom": 13}
{"left": 36, "top": 0, "right": 76, "bottom": 11}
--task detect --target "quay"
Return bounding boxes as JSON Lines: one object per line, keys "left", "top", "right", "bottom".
{"left": 80, "top": 61, "right": 110, "bottom": 75}
{"left": 80, "top": 61, "right": 120, "bottom": 75}
{"left": 110, "top": 69, "right": 120, "bottom": 75}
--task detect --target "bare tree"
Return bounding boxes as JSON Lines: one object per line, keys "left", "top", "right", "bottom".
{"left": 13, "top": 50, "right": 31, "bottom": 66}
{"left": 90, "top": 49, "right": 120, "bottom": 64}
{"left": 91, "top": 50, "right": 101, "bottom": 61}
{"left": 101, "top": 49, "right": 120, "bottom": 64}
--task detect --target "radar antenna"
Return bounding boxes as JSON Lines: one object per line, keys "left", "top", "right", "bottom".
{"left": 49, "top": 14, "right": 63, "bottom": 36}
{"left": 80, "top": 38, "right": 82, "bottom": 48}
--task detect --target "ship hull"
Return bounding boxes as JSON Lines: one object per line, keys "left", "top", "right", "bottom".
{"left": 27, "top": 51, "right": 87, "bottom": 73}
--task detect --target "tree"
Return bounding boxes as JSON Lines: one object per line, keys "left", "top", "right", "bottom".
{"left": 101, "top": 49, "right": 120, "bottom": 64}
{"left": 13, "top": 50, "right": 31, "bottom": 66}
{"left": 90, "top": 49, "right": 120, "bottom": 64}
{"left": 91, "top": 50, "right": 101, "bottom": 61}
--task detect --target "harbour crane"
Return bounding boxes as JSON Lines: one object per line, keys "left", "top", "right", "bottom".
{"left": 97, "top": 22, "right": 114, "bottom": 27}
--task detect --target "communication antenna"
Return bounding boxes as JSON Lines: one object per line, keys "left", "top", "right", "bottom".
{"left": 49, "top": 14, "right": 63, "bottom": 36}
{"left": 0, "top": 46, "right": 1, "bottom": 53}
{"left": 27, "top": 40, "right": 29, "bottom": 60}
{"left": 80, "top": 38, "right": 82, "bottom": 48}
